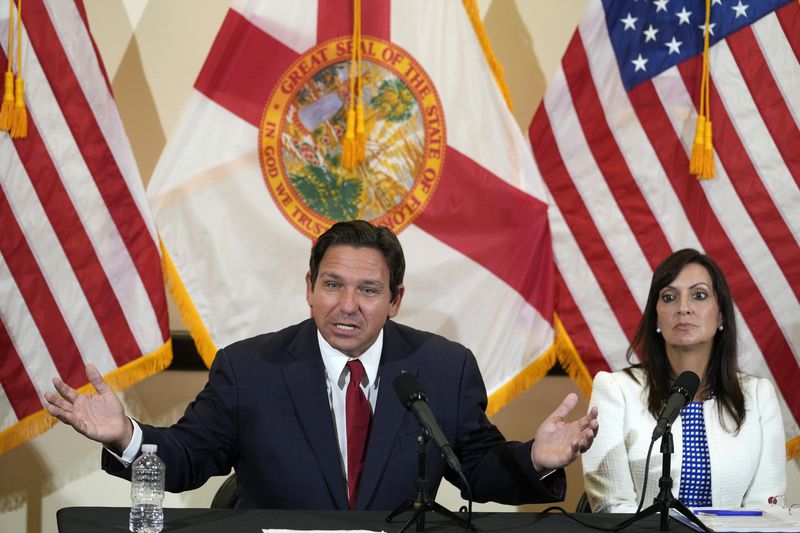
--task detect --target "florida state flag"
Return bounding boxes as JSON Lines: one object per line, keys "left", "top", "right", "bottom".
{"left": 148, "top": 0, "right": 561, "bottom": 412}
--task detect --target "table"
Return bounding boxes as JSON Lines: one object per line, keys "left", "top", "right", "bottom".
{"left": 57, "top": 507, "right": 699, "bottom": 532}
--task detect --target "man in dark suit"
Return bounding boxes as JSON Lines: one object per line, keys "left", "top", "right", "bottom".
{"left": 45, "top": 220, "right": 598, "bottom": 510}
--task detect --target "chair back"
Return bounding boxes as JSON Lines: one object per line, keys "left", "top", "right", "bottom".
{"left": 575, "top": 492, "right": 592, "bottom": 513}
{"left": 211, "top": 473, "right": 238, "bottom": 509}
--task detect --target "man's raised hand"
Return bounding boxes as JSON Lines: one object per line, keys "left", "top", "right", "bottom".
{"left": 44, "top": 364, "right": 132, "bottom": 453}
{"left": 531, "top": 392, "right": 599, "bottom": 472}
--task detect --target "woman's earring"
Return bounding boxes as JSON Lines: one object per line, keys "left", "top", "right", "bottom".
{"left": 718, "top": 324, "right": 723, "bottom": 331}
{"left": 656, "top": 327, "right": 661, "bottom": 334}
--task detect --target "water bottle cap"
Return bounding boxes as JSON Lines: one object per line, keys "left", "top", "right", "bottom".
{"left": 141, "top": 444, "right": 157, "bottom": 453}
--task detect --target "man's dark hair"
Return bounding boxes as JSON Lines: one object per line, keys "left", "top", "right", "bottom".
{"left": 309, "top": 220, "right": 405, "bottom": 302}
{"left": 626, "top": 248, "right": 745, "bottom": 433}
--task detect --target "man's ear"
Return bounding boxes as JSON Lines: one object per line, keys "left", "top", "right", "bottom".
{"left": 305, "top": 271, "right": 314, "bottom": 308}
{"left": 388, "top": 284, "right": 405, "bottom": 318}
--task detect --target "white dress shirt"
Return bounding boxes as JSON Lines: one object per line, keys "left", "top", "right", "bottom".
{"left": 317, "top": 329, "right": 382, "bottom": 481}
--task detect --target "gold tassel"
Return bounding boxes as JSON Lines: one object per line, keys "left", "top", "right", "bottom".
{"left": 0, "top": 72, "right": 13, "bottom": 131}
{"left": 341, "top": 0, "right": 360, "bottom": 170}
{"left": 700, "top": 75, "right": 714, "bottom": 179}
{"left": 700, "top": 120, "right": 714, "bottom": 179}
{"left": 689, "top": 115, "right": 705, "bottom": 175}
{"left": 691, "top": 0, "right": 713, "bottom": 179}
{"left": 353, "top": 0, "right": 367, "bottom": 163}
{"left": 10, "top": 0, "right": 26, "bottom": 139}
{"left": 342, "top": 108, "right": 356, "bottom": 169}
{"left": 0, "top": 0, "right": 14, "bottom": 131}
{"left": 355, "top": 102, "right": 365, "bottom": 160}
{"left": 10, "top": 76, "right": 26, "bottom": 138}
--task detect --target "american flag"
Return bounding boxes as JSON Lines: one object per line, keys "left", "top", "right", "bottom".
{"left": 0, "top": 0, "right": 170, "bottom": 453}
{"left": 530, "top": 0, "right": 799, "bottom": 454}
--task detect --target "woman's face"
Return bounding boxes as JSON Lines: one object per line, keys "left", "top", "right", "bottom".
{"left": 656, "top": 263, "right": 722, "bottom": 355}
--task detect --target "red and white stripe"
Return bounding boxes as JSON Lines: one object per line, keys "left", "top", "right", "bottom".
{"left": 148, "top": 0, "right": 554, "bottom": 402}
{"left": 0, "top": 0, "right": 169, "bottom": 450}
{"left": 530, "top": 1, "right": 800, "bottom": 442}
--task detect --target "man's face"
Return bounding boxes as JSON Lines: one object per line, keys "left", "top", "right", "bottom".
{"left": 306, "top": 245, "right": 404, "bottom": 357}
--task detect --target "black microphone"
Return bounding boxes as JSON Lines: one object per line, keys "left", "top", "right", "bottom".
{"left": 393, "top": 372, "right": 462, "bottom": 473}
{"left": 651, "top": 371, "right": 700, "bottom": 441}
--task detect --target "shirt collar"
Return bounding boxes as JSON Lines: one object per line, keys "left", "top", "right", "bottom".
{"left": 317, "top": 328, "right": 383, "bottom": 390}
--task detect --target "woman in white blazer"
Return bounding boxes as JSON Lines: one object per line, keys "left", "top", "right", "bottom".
{"left": 582, "top": 249, "right": 786, "bottom": 513}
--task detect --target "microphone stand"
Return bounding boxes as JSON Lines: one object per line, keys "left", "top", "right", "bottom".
{"left": 385, "top": 427, "right": 475, "bottom": 532}
{"left": 615, "top": 427, "right": 711, "bottom": 532}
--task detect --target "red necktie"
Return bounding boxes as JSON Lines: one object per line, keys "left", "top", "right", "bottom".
{"left": 346, "top": 359, "right": 371, "bottom": 509}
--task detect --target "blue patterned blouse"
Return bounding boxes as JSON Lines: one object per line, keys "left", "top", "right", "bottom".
{"left": 678, "top": 399, "right": 713, "bottom": 506}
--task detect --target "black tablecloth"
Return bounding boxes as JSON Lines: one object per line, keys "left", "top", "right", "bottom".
{"left": 57, "top": 507, "right": 698, "bottom": 532}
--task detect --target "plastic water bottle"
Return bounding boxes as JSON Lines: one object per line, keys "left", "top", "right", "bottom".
{"left": 129, "top": 444, "right": 165, "bottom": 533}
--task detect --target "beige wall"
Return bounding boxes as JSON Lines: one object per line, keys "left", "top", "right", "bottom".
{"left": 1, "top": 1, "right": 797, "bottom": 532}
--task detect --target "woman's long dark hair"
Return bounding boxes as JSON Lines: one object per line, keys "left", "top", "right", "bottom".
{"left": 625, "top": 249, "right": 745, "bottom": 433}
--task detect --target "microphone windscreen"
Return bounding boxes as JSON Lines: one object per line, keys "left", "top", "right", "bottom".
{"left": 393, "top": 372, "right": 420, "bottom": 406}
{"left": 672, "top": 371, "right": 700, "bottom": 401}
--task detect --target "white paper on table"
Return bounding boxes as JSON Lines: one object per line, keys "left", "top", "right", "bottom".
{"left": 670, "top": 507, "right": 800, "bottom": 532}
{"left": 263, "top": 529, "right": 386, "bottom": 533}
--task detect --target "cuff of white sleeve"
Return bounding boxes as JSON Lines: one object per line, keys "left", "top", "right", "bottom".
{"left": 104, "top": 418, "right": 142, "bottom": 466}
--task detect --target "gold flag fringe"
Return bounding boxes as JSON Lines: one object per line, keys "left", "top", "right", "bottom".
{"left": 487, "top": 338, "right": 556, "bottom": 417}
{"left": 0, "top": 409, "right": 58, "bottom": 455}
{"left": 160, "top": 238, "right": 218, "bottom": 368}
{"left": 0, "top": 340, "right": 172, "bottom": 455}
{"left": 101, "top": 340, "right": 173, "bottom": 393}
{"left": 487, "top": 315, "right": 592, "bottom": 416}
{"left": 462, "top": 0, "right": 514, "bottom": 112}
{"left": 788, "top": 435, "right": 800, "bottom": 461}
{"left": 551, "top": 314, "right": 594, "bottom": 399}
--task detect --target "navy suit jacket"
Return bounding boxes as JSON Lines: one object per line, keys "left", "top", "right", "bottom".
{"left": 103, "top": 319, "right": 565, "bottom": 509}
